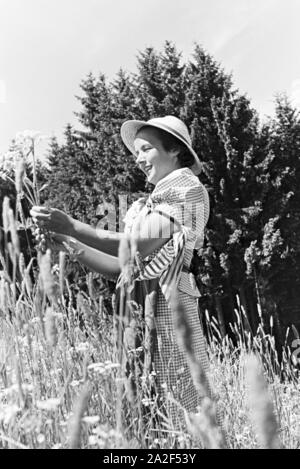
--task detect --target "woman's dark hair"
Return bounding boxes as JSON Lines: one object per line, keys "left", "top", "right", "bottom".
{"left": 138, "top": 125, "right": 195, "bottom": 168}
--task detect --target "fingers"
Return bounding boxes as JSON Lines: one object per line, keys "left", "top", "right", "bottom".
{"left": 30, "top": 207, "right": 53, "bottom": 226}
{"left": 52, "top": 234, "right": 67, "bottom": 243}
{"left": 30, "top": 210, "right": 51, "bottom": 220}
{"left": 50, "top": 242, "right": 65, "bottom": 253}
{"left": 31, "top": 206, "right": 51, "bottom": 214}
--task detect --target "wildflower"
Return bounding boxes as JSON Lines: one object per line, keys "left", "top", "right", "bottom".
{"left": 75, "top": 342, "right": 90, "bottom": 353}
{"left": 87, "top": 363, "right": 106, "bottom": 374}
{"left": 88, "top": 435, "right": 98, "bottom": 446}
{"left": 54, "top": 312, "right": 63, "bottom": 320}
{"left": 82, "top": 416, "right": 100, "bottom": 425}
{"left": 36, "top": 398, "right": 60, "bottom": 411}
{"left": 51, "top": 264, "right": 60, "bottom": 275}
{"left": 105, "top": 363, "right": 120, "bottom": 371}
{"left": 37, "top": 434, "right": 45, "bottom": 444}
{"left": 70, "top": 380, "right": 81, "bottom": 388}
{"left": 30, "top": 317, "right": 41, "bottom": 324}
{"left": 16, "top": 130, "right": 42, "bottom": 142}
{"left": 141, "top": 398, "right": 153, "bottom": 407}
{"left": 50, "top": 368, "right": 62, "bottom": 376}
{"left": 52, "top": 444, "right": 62, "bottom": 449}
{"left": 0, "top": 404, "right": 21, "bottom": 424}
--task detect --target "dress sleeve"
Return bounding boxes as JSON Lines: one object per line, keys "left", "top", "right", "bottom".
{"left": 152, "top": 183, "right": 210, "bottom": 237}
{"left": 134, "top": 183, "right": 210, "bottom": 304}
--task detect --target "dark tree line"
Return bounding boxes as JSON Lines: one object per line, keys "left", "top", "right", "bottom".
{"left": 2, "top": 41, "right": 300, "bottom": 349}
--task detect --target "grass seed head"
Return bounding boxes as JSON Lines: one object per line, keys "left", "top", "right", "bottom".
{"left": 45, "top": 307, "right": 58, "bottom": 348}
{"left": 39, "top": 249, "right": 57, "bottom": 302}
{"left": 8, "top": 208, "right": 20, "bottom": 256}
{"left": 15, "top": 158, "right": 25, "bottom": 195}
{"left": 2, "top": 197, "right": 10, "bottom": 234}
{"left": 245, "top": 353, "right": 281, "bottom": 449}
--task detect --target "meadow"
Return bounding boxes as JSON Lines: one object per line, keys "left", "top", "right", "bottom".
{"left": 0, "top": 153, "right": 299, "bottom": 450}
{"left": 0, "top": 230, "right": 299, "bottom": 449}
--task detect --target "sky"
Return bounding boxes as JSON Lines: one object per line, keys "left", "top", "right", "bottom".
{"left": 0, "top": 0, "right": 299, "bottom": 157}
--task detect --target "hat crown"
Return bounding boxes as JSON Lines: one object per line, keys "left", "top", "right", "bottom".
{"left": 147, "top": 116, "right": 192, "bottom": 146}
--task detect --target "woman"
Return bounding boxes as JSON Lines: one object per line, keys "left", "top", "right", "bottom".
{"left": 31, "top": 116, "right": 212, "bottom": 433}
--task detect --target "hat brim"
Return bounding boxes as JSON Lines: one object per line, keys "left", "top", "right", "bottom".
{"left": 120, "top": 119, "right": 202, "bottom": 176}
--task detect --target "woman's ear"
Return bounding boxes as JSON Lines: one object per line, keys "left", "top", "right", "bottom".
{"left": 169, "top": 147, "right": 180, "bottom": 160}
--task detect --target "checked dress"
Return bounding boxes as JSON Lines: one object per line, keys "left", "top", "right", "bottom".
{"left": 115, "top": 167, "right": 212, "bottom": 429}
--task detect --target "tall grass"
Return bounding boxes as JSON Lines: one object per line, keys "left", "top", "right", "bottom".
{"left": 0, "top": 158, "right": 299, "bottom": 448}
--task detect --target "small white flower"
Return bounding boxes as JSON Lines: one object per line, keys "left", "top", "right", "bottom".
{"left": 104, "top": 363, "right": 120, "bottom": 371}
{"left": 70, "top": 380, "right": 81, "bottom": 388}
{"left": 54, "top": 312, "right": 63, "bottom": 320}
{"left": 88, "top": 435, "right": 99, "bottom": 446}
{"left": 37, "top": 434, "right": 45, "bottom": 444}
{"left": 88, "top": 363, "right": 106, "bottom": 374}
{"left": 141, "top": 398, "right": 153, "bottom": 407}
{"left": 82, "top": 416, "right": 100, "bottom": 425}
{"left": 16, "top": 130, "right": 42, "bottom": 141}
{"left": 50, "top": 368, "right": 62, "bottom": 376}
{"left": 2, "top": 384, "right": 18, "bottom": 395}
{"left": 30, "top": 317, "right": 41, "bottom": 324}
{"left": 36, "top": 398, "right": 60, "bottom": 411}
{"left": 0, "top": 405, "right": 21, "bottom": 425}
{"left": 51, "top": 264, "right": 60, "bottom": 275}
{"left": 75, "top": 342, "right": 90, "bottom": 353}
{"left": 108, "top": 429, "right": 122, "bottom": 439}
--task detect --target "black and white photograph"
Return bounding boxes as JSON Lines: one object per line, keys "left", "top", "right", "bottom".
{"left": 0, "top": 0, "right": 299, "bottom": 452}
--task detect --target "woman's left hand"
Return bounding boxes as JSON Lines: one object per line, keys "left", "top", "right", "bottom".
{"left": 51, "top": 234, "right": 84, "bottom": 260}
{"left": 46, "top": 233, "right": 70, "bottom": 253}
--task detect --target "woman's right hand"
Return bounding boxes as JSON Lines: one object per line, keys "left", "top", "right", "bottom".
{"left": 30, "top": 206, "right": 75, "bottom": 236}
{"left": 47, "top": 233, "right": 70, "bottom": 253}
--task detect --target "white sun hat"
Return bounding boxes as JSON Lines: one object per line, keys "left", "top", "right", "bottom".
{"left": 120, "top": 115, "right": 202, "bottom": 175}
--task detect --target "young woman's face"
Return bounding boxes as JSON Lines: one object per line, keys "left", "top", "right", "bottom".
{"left": 133, "top": 128, "right": 180, "bottom": 185}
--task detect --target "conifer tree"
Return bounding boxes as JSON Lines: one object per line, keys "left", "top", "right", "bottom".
{"left": 43, "top": 41, "right": 300, "bottom": 340}
{"left": 246, "top": 95, "right": 300, "bottom": 340}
